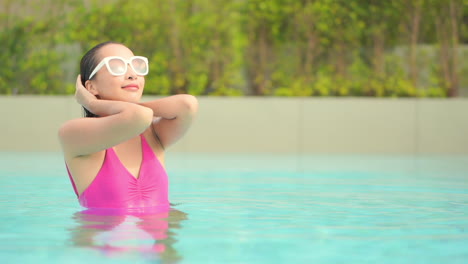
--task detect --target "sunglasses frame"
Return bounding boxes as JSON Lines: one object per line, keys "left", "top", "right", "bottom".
{"left": 88, "top": 56, "right": 149, "bottom": 80}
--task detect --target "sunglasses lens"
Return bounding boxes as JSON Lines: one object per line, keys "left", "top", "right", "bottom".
{"left": 108, "top": 58, "right": 126, "bottom": 75}
{"left": 131, "top": 58, "right": 148, "bottom": 75}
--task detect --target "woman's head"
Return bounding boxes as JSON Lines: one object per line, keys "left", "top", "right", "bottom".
{"left": 80, "top": 41, "right": 147, "bottom": 117}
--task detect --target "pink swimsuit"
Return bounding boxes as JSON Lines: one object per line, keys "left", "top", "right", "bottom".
{"left": 66, "top": 134, "right": 169, "bottom": 211}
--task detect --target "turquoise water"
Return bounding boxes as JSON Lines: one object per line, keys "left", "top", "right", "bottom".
{"left": 0, "top": 153, "right": 467, "bottom": 263}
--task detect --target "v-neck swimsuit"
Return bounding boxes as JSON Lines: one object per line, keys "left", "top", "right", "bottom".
{"left": 66, "top": 134, "right": 169, "bottom": 210}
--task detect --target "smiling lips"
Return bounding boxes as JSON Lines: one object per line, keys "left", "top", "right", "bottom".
{"left": 122, "top": 84, "right": 139, "bottom": 91}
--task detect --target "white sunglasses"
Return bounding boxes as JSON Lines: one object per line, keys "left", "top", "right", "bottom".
{"left": 88, "top": 56, "right": 149, "bottom": 80}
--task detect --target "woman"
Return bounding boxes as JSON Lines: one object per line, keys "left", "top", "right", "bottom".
{"left": 59, "top": 41, "right": 198, "bottom": 210}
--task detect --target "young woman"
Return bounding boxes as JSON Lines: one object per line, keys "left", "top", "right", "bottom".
{"left": 59, "top": 41, "right": 198, "bottom": 211}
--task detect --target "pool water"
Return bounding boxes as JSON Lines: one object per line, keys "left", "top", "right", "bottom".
{"left": 0, "top": 152, "right": 467, "bottom": 263}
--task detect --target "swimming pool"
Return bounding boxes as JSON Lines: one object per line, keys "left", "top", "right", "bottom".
{"left": 0, "top": 152, "right": 467, "bottom": 263}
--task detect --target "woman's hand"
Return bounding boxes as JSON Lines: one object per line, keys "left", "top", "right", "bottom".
{"left": 75, "top": 75, "right": 97, "bottom": 109}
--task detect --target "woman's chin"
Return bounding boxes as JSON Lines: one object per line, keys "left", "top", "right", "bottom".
{"left": 124, "top": 96, "right": 142, "bottom": 104}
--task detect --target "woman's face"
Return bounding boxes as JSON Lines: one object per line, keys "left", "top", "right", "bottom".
{"left": 86, "top": 44, "right": 146, "bottom": 103}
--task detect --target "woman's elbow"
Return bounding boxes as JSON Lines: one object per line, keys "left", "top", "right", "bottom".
{"left": 181, "top": 94, "right": 199, "bottom": 115}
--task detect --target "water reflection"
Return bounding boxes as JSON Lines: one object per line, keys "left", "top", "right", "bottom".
{"left": 69, "top": 207, "right": 187, "bottom": 262}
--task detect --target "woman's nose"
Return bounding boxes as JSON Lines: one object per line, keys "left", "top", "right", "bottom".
{"left": 125, "top": 63, "right": 138, "bottom": 79}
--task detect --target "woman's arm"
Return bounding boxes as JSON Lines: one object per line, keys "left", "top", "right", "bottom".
{"left": 139, "top": 94, "right": 198, "bottom": 149}
{"left": 58, "top": 76, "right": 153, "bottom": 158}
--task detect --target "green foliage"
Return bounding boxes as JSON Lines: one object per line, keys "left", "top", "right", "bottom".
{"left": 0, "top": 0, "right": 466, "bottom": 97}
{"left": 0, "top": 13, "right": 67, "bottom": 94}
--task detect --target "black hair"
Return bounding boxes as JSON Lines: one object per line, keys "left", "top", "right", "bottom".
{"left": 79, "top": 41, "right": 124, "bottom": 117}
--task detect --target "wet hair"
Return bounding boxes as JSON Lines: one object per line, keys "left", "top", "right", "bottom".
{"left": 79, "top": 41, "right": 124, "bottom": 117}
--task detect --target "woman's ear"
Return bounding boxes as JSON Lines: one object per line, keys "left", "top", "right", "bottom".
{"left": 85, "top": 80, "right": 99, "bottom": 96}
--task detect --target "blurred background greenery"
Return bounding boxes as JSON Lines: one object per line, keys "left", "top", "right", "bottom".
{"left": 0, "top": 0, "right": 467, "bottom": 97}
